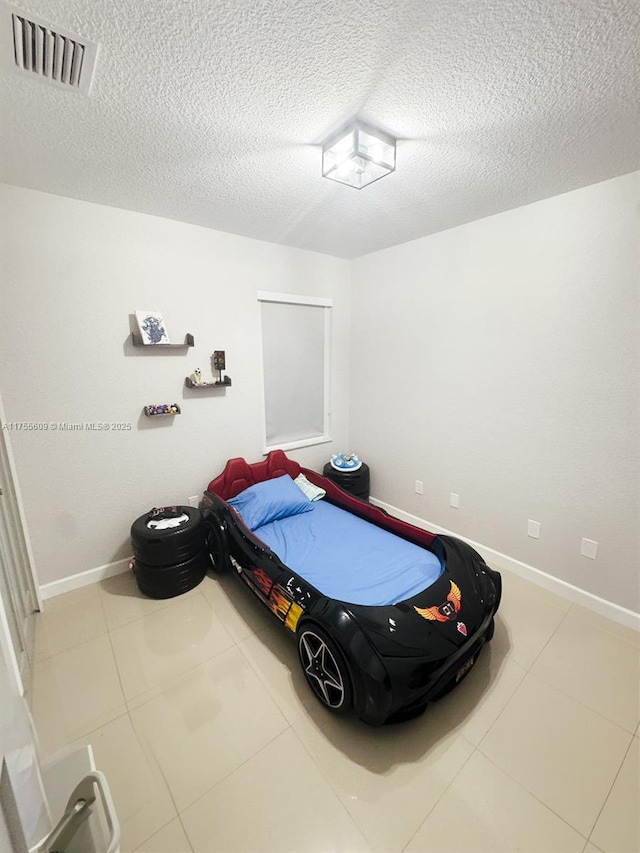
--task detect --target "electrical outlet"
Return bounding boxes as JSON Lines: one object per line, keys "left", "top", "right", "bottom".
{"left": 581, "top": 538, "right": 598, "bottom": 559}
{"left": 527, "top": 519, "right": 541, "bottom": 539}
{"left": 188, "top": 495, "right": 199, "bottom": 508}
{"left": 449, "top": 493, "right": 460, "bottom": 508}
{"left": 415, "top": 480, "right": 423, "bottom": 495}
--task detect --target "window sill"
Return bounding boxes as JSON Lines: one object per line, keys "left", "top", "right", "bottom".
{"left": 263, "top": 435, "right": 332, "bottom": 455}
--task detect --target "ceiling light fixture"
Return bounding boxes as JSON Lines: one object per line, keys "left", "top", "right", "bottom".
{"left": 322, "top": 120, "right": 396, "bottom": 189}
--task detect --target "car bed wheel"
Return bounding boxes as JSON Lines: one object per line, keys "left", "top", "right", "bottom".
{"left": 297, "top": 625, "right": 352, "bottom": 714}
{"left": 205, "top": 519, "right": 229, "bottom": 574}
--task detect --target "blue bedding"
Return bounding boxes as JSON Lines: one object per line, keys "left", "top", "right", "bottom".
{"left": 254, "top": 501, "right": 444, "bottom": 606}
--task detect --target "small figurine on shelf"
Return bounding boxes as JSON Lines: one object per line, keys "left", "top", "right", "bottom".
{"left": 213, "top": 351, "right": 226, "bottom": 374}
{"left": 212, "top": 351, "right": 231, "bottom": 385}
{"left": 144, "top": 403, "right": 181, "bottom": 416}
{"left": 185, "top": 353, "right": 231, "bottom": 388}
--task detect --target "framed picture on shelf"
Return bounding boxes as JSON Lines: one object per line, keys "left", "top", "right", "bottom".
{"left": 135, "top": 311, "right": 170, "bottom": 345}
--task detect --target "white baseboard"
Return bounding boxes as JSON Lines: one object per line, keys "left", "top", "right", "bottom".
{"left": 39, "top": 557, "right": 131, "bottom": 601}
{"left": 371, "top": 497, "right": 640, "bottom": 633}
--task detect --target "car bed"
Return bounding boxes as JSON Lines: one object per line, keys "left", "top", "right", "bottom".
{"left": 202, "top": 450, "right": 501, "bottom": 725}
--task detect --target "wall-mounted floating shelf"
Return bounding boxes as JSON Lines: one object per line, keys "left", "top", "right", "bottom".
{"left": 132, "top": 333, "right": 194, "bottom": 348}
{"left": 185, "top": 377, "right": 232, "bottom": 388}
{"left": 144, "top": 404, "right": 181, "bottom": 416}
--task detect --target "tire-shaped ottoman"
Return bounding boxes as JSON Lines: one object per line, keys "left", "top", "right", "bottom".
{"left": 130, "top": 506, "right": 208, "bottom": 598}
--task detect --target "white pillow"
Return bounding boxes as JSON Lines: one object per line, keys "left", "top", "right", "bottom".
{"left": 294, "top": 473, "right": 326, "bottom": 501}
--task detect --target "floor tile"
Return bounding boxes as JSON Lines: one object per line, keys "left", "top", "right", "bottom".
{"left": 74, "top": 713, "right": 177, "bottom": 853}
{"left": 129, "top": 647, "right": 288, "bottom": 811}
{"left": 567, "top": 604, "right": 640, "bottom": 650}
{"left": 238, "top": 620, "right": 315, "bottom": 724}
{"left": 199, "top": 573, "right": 269, "bottom": 643}
{"left": 590, "top": 737, "right": 640, "bottom": 853}
{"left": 433, "top": 640, "right": 527, "bottom": 746}
{"left": 134, "top": 818, "right": 193, "bottom": 852}
{"left": 292, "top": 703, "right": 473, "bottom": 853}
{"left": 34, "top": 583, "right": 107, "bottom": 660}
{"left": 31, "top": 634, "right": 126, "bottom": 744}
{"left": 582, "top": 844, "right": 603, "bottom": 853}
{"left": 28, "top": 657, "right": 72, "bottom": 758}
{"left": 479, "top": 673, "right": 633, "bottom": 836}
{"left": 99, "top": 571, "right": 180, "bottom": 630}
{"left": 181, "top": 729, "right": 371, "bottom": 853}
{"left": 109, "top": 591, "right": 235, "bottom": 701}
{"left": 405, "top": 750, "right": 585, "bottom": 853}
{"left": 531, "top": 606, "right": 640, "bottom": 733}
{"left": 490, "top": 572, "right": 570, "bottom": 669}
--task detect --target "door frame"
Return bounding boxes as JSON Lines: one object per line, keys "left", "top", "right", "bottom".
{"left": 0, "top": 393, "right": 41, "bottom": 610}
{"left": 0, "top": 392, "right": 41, "bottom": 689}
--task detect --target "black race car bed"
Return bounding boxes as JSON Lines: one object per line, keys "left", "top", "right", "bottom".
{"left": 202, "top": 450, "right": 501, "bottom": 725}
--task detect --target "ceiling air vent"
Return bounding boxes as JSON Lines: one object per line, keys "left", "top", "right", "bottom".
{"left": 3, "top": 8, "right": 98, "bottom": 94}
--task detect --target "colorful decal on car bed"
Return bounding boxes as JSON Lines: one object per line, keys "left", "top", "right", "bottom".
{"left": 251, "top": 567, "right": 274, "bottom": 597}
{"left": 285, "top": 575, "right": 312, "bottom": 605}
{"left": 236, "top": 561, "right": 301, "bottom": 627}
{"left": 414, "top": 581, "right": 467, "bottom": 637}
{"left": 285, "top": 602, "right": 304, "bottom": 632}
{"left": 269, "top": 586, "right": 292, "bottom": 620}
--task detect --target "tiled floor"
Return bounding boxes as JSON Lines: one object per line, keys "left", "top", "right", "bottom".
{"left": 28, "top": 568, "right": 639, "bottom": 853}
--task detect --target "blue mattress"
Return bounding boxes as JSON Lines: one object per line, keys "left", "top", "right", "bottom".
{"left": 254, "top": 501, "right": 443, "bottom": 606}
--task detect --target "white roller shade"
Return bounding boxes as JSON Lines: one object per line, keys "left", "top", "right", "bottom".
{"left": 259, "top": 293, "right": 331, "bottom": 451}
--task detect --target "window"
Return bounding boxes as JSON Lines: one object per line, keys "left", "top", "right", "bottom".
{"left": 258, "top": 291, "right": 332, "bottom": 452}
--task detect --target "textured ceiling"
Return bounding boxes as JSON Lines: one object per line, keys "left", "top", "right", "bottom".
{"left": 1, "top": 0, "right": 638, "bottom": 258}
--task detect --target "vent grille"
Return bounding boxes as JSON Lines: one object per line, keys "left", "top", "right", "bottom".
{"left": 7, "top": 11, "right": 98, "bottom": 93}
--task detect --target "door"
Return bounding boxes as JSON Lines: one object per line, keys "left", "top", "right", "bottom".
{"left": 0, "top": 610, "right": 50, "bottom": 852}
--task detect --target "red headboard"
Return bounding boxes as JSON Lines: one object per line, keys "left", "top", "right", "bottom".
{"left": 207, "top": 450, "right": 302, "bottom": 500}
{"left": 206, "top": 450, "right": 437, "bottom": 547}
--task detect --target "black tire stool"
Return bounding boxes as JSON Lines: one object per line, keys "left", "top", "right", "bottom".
{"left": 322, "top": 462, "right": 370, "bottom": 502}
{"left": 130, "top": 506, "right": 208, "bottom": 598}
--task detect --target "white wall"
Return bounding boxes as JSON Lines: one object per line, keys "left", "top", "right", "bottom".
{"left": 2, "top": 176, "right": 638, "bottom": 614}
{"left": 0, "top": 185, "right": 351, "bottom": 587}
{"left": 350, "top": 173, "right": 639, "bottom": 612}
